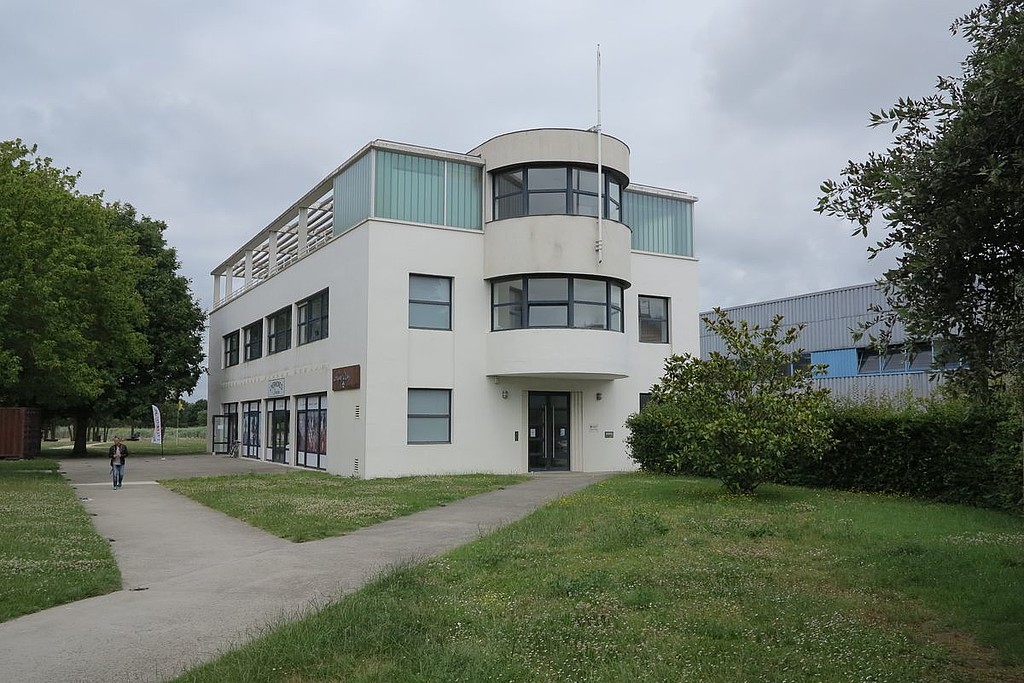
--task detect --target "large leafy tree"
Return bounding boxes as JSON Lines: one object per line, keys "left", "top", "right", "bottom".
{"left": 816, "top": 1, "right": 1024, "bottom": 392}
{"left": 626, "top": 309, "right": 833, "bottom": 494}
{"left": 100, "top": 203, "right": 205, "bottom": 426}
{"left": 0, "top": 140, "right": 205, "bottom": 453}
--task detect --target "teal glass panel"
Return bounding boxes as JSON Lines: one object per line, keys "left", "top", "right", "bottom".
{"left": 332, "top": 151, "right": 372, "bottom": 236}
{"left": 376, "top": 150, "right": 444, "bottom": 225}
{"left": 446, "top": 161, "right": 482, "bottom": 229}
{"left": 623, "top": 190, "right": 694, "bottom": 256}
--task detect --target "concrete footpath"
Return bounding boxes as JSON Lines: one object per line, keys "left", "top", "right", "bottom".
{"left": 0, "top": 455, "right": 609, "bottom": 683}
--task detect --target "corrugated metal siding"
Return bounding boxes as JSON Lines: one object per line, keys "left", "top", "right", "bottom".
{"left": 700, "top": 283, "right": 908, "bottom": 355}
{"left": 814, "top": 373, "right": 941, "bottom": 401}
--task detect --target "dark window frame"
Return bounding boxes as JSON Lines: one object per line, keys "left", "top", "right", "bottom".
{"left": 492, "top": 164, "right": 624, "bottom": 221}
{"left": 223, "top": 331, "right": 240, "bottom": 367}
{"left": 407, "top": 388, "right": 452, "bottom": 444}
{"left": 491, "top": 275, "right": 624, "bottom": 332}
{"left": 297, "top": 289, "right": 329, "bottom": 346}
{"left": 409, "top": 274, "right": 453, "bottom": 330}
{"left": 267, "top": 306, "right": 292, "bottom": 354}
{"left": 243, "top": 321, "right": 263, "bottom": 361}
{"left": 638, "top": 295, "right": 670, "bottom": 344}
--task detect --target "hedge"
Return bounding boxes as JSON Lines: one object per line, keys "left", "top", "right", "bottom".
{"left": 627, "top": 396, "right": 1022, "bottom": 511}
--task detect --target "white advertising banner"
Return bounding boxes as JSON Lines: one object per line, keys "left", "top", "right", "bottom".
{"left": 151, "top": 404, "right": 162, "bottom": 444}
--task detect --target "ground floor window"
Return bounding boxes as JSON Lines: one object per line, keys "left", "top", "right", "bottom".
{"left": 296, "top": 393, "right": 327, "bottom": 470}
{"left": 241, "top": 401, "right": 261, "bottom": 458}
{"left": 408, "top": 389, "right": 451, "bottom": 444}
{"left": 266, "top": 398, "right": 289, "bottom": 464}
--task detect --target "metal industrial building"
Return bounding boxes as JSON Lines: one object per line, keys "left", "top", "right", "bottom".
{"left": 700, "top": 283, "right": 946, "bottom": 400}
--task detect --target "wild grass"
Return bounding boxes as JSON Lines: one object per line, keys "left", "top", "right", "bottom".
{"left": 161, "top": 471, "right": 530, "bottom": 542}
{"left": 173, "top": 474, "right": 1024, "bottom": 683}
{"left": 0, "top": 459, "right": 121, "bottom": 623}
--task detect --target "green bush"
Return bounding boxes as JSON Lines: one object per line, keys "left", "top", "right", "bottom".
{"left": 783, "top": 395, "right": 1022, "bottom": 511}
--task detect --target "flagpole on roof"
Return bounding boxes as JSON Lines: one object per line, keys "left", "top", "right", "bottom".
{"left": 595, "top": 43, "right": 604, "bottom": 265}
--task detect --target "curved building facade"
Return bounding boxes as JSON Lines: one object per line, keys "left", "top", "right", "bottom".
{"left": 208, "top": 128, "right": 698, "bottom": 477}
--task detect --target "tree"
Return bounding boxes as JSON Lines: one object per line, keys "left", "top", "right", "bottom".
{"left": 0, "top": 140, "right": 206, "bottom": 453}
{"left": 626, "top": 309, "right": 833, "bottom": 494}
{"left": 816, "top": 1, "right": 1024, "bottom": 392}
{"left": 0, "top": 140, "right": 148, "bottom": 426}
{"left": 98, "top": 203, "right": 206, "bottom": 424}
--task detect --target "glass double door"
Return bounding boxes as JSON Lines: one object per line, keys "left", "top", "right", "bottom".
{"left": 528, "top": 392, "right": 570, "bottom": 471}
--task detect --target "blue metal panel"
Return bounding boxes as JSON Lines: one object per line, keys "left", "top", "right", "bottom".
{"left": 811, "top": 349, "right": 858, "bottom": 377}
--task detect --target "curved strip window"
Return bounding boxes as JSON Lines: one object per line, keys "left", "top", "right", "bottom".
{"left": 492, "top": 275, "right": 624, "bottom": 332}
{"left": 493, "top": 165, "right": 624, "bottom": 221}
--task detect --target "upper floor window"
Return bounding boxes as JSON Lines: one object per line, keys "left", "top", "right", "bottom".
{"left": 244, "top": 321, "right": 263, "bottom": 361}
{"left": 267, "top": 307, "right": 292, "bottom": 354}
{"left": 409, "top": 274, "right": 452, "bottom": 330}
{"left": 492, "top": 165, "right": 623, "bottom": 221}
{"left": 298, "top": 290, "right": 329, "bottom": 345}
{"left": 638, "top": 296, "right": 669, "bottom": 343}
{"left": 223, "top": 331, "right": 240, "bottom": 367}
{"left": 492, "top": 275, "right": 624, "bottom": 332}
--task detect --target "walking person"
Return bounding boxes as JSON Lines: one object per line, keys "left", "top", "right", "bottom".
{"left": 108, "top": 436, "right": 128, "bottom": 489}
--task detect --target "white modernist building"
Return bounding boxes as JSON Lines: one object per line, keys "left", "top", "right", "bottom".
{"left": 207, "top": 128, "right": 698, "bottom": 477}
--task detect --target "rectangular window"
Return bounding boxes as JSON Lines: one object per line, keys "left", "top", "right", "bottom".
{"left": 409, "top": 274, "right": 452, "bottom": 330}
{"left": 298, "top": 289, "right": 329, "bottom": 345}
{"left": 492, "top": 278, "right": 524, "bottom": 330}
{"left": 296, "top": 393, "right": 327, "bottom": 470}
{"left": 573, "top": 277, "right": 608, "bottom": 330}
{"left": 408, "top": 389, "right": 451, "bottom": 444}
{"left": 241, "top": 400, "right": 261, "bottom": 459}
{"left": 857, "top": 348, "right": 882, "bottom": 374}
{"left": 223, "top": 331, "right": 240, "bottom": 367}
{"left": 639, "top": 393, "right": 652, "bottom": 411}
{"left": 638, "top": 296, "right": 670, "bottom": 343}
{"left": 267, "top": 307, "right": 292, "bottom": 354}
{"left": 244, "top": 321, "right": 263, "bottom": 361}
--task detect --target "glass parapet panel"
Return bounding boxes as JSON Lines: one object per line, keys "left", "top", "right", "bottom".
{"left": 376, "top": 150, "right": 445, "bottom": 225}
{"left": 374, "top": 150, "right": 482, "bottom": 229}
{"left": 623, "top": 190, "right": 693, "bottom": 256}
{"left": 333, "top": 151, "right": 372, "bottom": 235}
{"left": 446, "top": 160, "right": 482, "bottom": 229}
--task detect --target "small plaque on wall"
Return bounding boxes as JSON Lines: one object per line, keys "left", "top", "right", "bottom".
{"left": 332, "top": 364, "right": 361, "bottom": 391}
{"left": 268, "top": 378, "right": 286, "bottom": 397}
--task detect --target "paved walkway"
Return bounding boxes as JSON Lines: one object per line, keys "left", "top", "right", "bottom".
{"left": 0, "top": 455, "right": 609, "bottom": 683}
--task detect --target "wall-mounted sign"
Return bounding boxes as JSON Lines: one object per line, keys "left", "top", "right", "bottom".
{"left": 332, "top": 364, "right": 361, "bottom": 391}
{"left": 604, "top": 431, "right": 614, "bottom": 439}
{"left": 268, "top": 378, "right": 286, "bottom": 397}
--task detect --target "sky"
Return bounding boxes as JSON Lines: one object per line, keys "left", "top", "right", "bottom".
{"left": 1, "top": 0, "right": 976, "bottom": 398}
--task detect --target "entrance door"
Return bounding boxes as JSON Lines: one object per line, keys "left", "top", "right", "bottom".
{"left": 212, "top": 415, "right": 230, "bottom": 454}
{"left": 270, "top": 410, "right": 289, "bottom": 463}
{"left": 528, "top": 392, "right": 570, "bottom": 471}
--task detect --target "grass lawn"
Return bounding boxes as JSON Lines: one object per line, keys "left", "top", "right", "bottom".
{"left": 0, "top": 459, "right": 121, "bottom": 623}
{"left": 173, "top": 474, "right": 1024, "bottom": 683}
{"left": 162, "top": 471, "right": 530, "bottom": 542}
{"left": 40, "top": 437, "right": 209, "bottom": 457}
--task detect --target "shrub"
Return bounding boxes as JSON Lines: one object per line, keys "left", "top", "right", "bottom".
{"left": 783, "top": 394, "right": 1022, "bottom": 511}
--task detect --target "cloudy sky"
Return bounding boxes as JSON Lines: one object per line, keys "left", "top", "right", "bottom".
{"left": 2, "top": 0, "right": 975, "bottom": 394}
